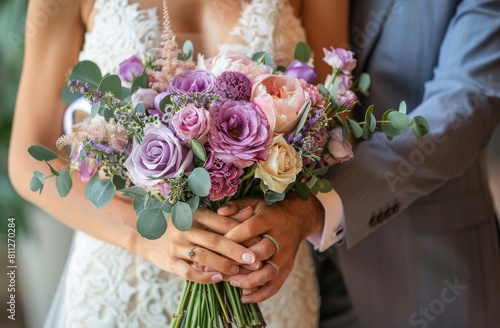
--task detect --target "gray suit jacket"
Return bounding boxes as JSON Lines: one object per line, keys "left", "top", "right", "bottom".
{"left": 317, "top": 1, "right": 500, "bottom": 327}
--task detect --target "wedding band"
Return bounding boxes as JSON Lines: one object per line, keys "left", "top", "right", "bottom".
{"left": 265, "top": 260, "right": 280, "bottom": 275}
{"left": 261, "top": 233, "right": 280, "bottom": 255}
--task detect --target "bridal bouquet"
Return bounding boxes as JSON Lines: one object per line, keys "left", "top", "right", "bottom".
{"left": 27, "top": 7, "right": 428, "bottom": 328}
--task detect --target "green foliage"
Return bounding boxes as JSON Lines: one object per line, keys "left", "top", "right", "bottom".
{"left": 187, "top": 167, "right": 211, "bottom": 197}
{"left": 28, "top": 145, "right": 59, "bottom": 161}
{"left": 172, "top": 201, "right": 193, "bottom": 231}
{"left": 294, "top": 41, "right": 312, "bottom": 62}
{"left": 55, "top": 169, "right": 72, "bottom": 197}
{"left": 61, "top": 61, "right": 102, "bottom": 103}
{"left": 131, "top": 73, "right": 150, "bottom": 94}
{"left": 84, "top": 176, "right": 115, "bottom": 208}
{"left": 136, "top": 208, "right": 169, "bottom": 239}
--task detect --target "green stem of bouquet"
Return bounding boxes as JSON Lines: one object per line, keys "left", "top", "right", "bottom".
{"left": 172, "top": 280, "right": 266, "bottom": 327}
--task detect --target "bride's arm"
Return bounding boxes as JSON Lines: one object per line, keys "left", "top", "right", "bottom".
{"left": 8, "top": 0, "right": 257, "bottom": 283}
{"left": 301, "top": 0, "right": 350, "bottom": 81}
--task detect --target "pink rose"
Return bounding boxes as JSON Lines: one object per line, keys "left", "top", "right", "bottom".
{"left": 131, "top": 88, "right": 158, "bottom": 110}
{"left": 252, "top": 74, "right": 310, "bottom": 135}
{"left": 197, "top": 52, "right": 272, "bottom": 83}
{"left": 171, "top": 104, "right": 211, "bottom": 145}
{"left": 324, "top": 128, "right": 354, "bottom": 165}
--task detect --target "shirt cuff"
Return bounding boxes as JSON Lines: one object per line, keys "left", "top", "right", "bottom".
{"left": 307, "top": 189, "right": 346, "bottom": 252}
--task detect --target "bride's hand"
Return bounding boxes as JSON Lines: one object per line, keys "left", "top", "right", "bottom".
{"left": 216, "top": 194, "right": 325, "bottom": 303}
{"left": 137, "top": 206, "right": 260, "bottom": 284}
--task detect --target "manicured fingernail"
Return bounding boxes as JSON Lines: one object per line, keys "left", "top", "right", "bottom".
{"left": 230, "top": 280, "right": 241, "bottom": 287}
{"left": 241, "top": 296, "right": 250, "bottom": 304}
{"left": 211, "top": 274, "right": 223, "bottom": 282}
{"left": 230, "top": 265, "right": 239, "bottom": 274}
{"left": 242, "top": 252, "right": 255, "bottom": 264}
{"left": 238, "top": 206, "right": 251, "bottom": 213}
{"left": 242, "top": 289, "right": 251, "bottom": 295}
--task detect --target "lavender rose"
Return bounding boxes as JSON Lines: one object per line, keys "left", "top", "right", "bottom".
{"left": 171, "top": 104, "right": 211, "bottom": 145}
{"left": 284, "top": 60, "right": 318, "bottom": 84}
{"left": 167, "top": 70, "right": 216, "bottom": 94}
{"left": 324, "top": 127, "right": 354, "bottom": 165}
{"left": 208, "top": 99, "right": 271, "bottom": 168}
{"left": 204, "top": 152, "right": 244, "bottom": 201}
{"left": 118, "top": 55, "right": 144, "bottom": 82}
{"left": 124, "top": 124, "right": 194, "bottom": 188}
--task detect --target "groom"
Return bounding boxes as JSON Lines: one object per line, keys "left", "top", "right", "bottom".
{"left": 221, "top": 0, "right": 500, "bottom": 327}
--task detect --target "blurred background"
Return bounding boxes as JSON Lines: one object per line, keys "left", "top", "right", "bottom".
{"left": 0, "top": 1, "right": 499, "bottom": 327}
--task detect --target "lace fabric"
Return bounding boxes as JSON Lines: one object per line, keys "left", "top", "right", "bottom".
{"left": 52, "top": 0, "right": 319, "bottom": 327}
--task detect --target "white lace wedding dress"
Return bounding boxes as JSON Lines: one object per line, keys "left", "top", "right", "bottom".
{"left": 45, "top": 0, "right": 320, "bottom": 327}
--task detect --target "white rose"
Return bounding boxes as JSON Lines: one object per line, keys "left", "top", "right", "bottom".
{"left": 255, "top": 135, "right": 302, "bottom": 193}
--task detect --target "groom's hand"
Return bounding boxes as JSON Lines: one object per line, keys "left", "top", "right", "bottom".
{"left": 217, "top": 194, "right": 325, "bottom": 303}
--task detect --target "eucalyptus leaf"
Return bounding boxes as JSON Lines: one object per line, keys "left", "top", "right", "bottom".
{"left": 347, "top": 118, "right": 363, "bottom": 138}
{"left": 316, "top": 179, "right": 334, "bottom": 193}
{"left": 98, "top": 74, "right": 122, "bottom": 99}
{"left": 28, "top": 145, "right": 59, "bottom": 162}
{"left": 172, "top": 202, "right": 193, "bottom": 231}
{"left": 264, "top": 190, "right": 285, "bottom": 204}
{"left": 186, "top": 195, "right": 200, "bottom": 213}
{"left": 146, "top": 196, "right": 171, "bottom": 213}
{"left": 341, "top": 123, "right": 350, "bottom": 140}
{"left": 86, "top": 177, "right": 115, "bottom": 208}
{"left": 387, "top": 111, "right": 411, "bottom": 130}
{"left": 191, "top": 139, "right": 207, "bottom": 165}
{"left": 411, "top": 116, "right": 430, "bottom": 138}
{"left": 312, "top": 165, "right": 330, "bottom": 176}
{"left": 30, "top": 171, "right": 45, "bottom": 193}
{"left": 398, "top": 101, "right": 407, "bottom": 114}
{"left": 328, "top": 78, "right": 341, "bottom": 99}
{"left": 357, "top": 73, "right": 371, "bottom": 96}
{"left": 120, "top": 186, "right": 148, "bottom": 198}
{"left": 133, "top": 195, "right": 146, "bottom": 215}
{"left": 134, "top": 102, "right": 146, "bottom": 115}
{"left": 61, "top": 61, "right": 102, "bottom": 103}
{"left": 136, "top": 208, "right": 168, "bottom": 239}
{"left": 44, "top": 160, "right": 60, "bottom": 176}
{"left": 112, "top": 175, "right": 127, "bottom": 190}
{"left": 369, "top": 113, "right": 377, "bottom": 133}
{"left": 187, "top": 167, "right": 211, "bottom": 197}
{"left": 294, "top": 41, "right": 311, "bottom": 62}
{"left": 294, "top": 181, "right": 311, "bottom": 200}
{"left": 182, "top": 40, "right": 194, "bottom": 60}
{"left": 131, "top": 73, "right": 150, "bottom": 94}
{"left": 381, "top": 122, "right": 401, "bottom": 139}
{"left": 159, "top": 94, "right": 172, "bottom": 112}
{"left": 251, "top": 51, "right": 274, "bottom": 67}
{"left": 55, "top": 169, "right": 72, "bottom": 197}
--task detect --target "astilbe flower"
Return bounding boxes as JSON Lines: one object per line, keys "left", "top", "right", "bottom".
{"left": 213, "top": 71, "right": 252, "bottom": 101}
{"left": 150, "top": 0, "right": 195, "bottom": 92}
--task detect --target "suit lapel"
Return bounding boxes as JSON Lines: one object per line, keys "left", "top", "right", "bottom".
{"left": 349, "top": 0, "right": 395, "bottom": 74}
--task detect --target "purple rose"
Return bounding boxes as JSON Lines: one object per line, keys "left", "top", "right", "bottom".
{"left": 208, "top": 99, "right": 271, "bottom": 168}
{"left": 171, "top": 104, "right": 211, "bottom": 145}
{"left": 323, "top": 127, "right": 354, "bottom": 165}
{"left": 118, "top": 55, "right": 144, "bottom": 82}
{"left": 132, "top": 88, "right": 158, "bottom": 110}
{"left": 148, "top": 91, "right": 170, "bottom": 116}
{"left": 123, "top": 124, "right": 194, "bottom": 188}
{"left": 204, "top": 152, "right": 244, "bottom": 201}
{"left": 284, "top": 60, "right": 318, "bottom": 84}
{"left": 167, "top": 70, "right": 216, "bottom": 94}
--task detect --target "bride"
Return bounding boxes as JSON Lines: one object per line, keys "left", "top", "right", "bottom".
{"left": 9, "top": 0, "right": 349, "bottom": 326}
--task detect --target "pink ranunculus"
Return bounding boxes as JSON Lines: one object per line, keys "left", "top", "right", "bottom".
{"left": 123, "top": 124, "right": 194, "bottom": 188}
{"left": 208, "top": 99, "right": 272, "bottom": 168}
{"left": 198, "top": 52, "right": 272, "bottom": 83}
{"left": 324, "top": 127, "right": 354, "bottom": 165}
{"left": 71, "top": 145, "right": 98, "bottom": 182}
{"left": 131, "top": 88, "right": 158, "bottom": 110}
{"left": 171, "top": 104, "right": 211, "bottom": 145}
{"left": 118, "top": 54, "right": 145, "bottom": 82}
{"left": 322, "top": 47, "right": 357, "bottom": 73}
{"left": 252, "top": 74, "right": 311, "bottom": 135}
{"left": 204, "top": 152, "right": 244, "bottom": 201}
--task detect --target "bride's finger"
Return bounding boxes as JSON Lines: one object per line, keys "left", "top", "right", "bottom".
{"left": 172, "top": 260, "right": 224, "bottom": 285}
{"left": 227, "top": 258, "right": 282, "bottom": 289}
{"left": 184, "top": 228, "right": 258, "bottom": 267}
{"left": 184, "top": 246, "right": 240, "bottom": 275}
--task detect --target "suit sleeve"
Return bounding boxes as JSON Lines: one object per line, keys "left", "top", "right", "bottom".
{"left": 327, "top": 0, "right": 500, "bottom": 248}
